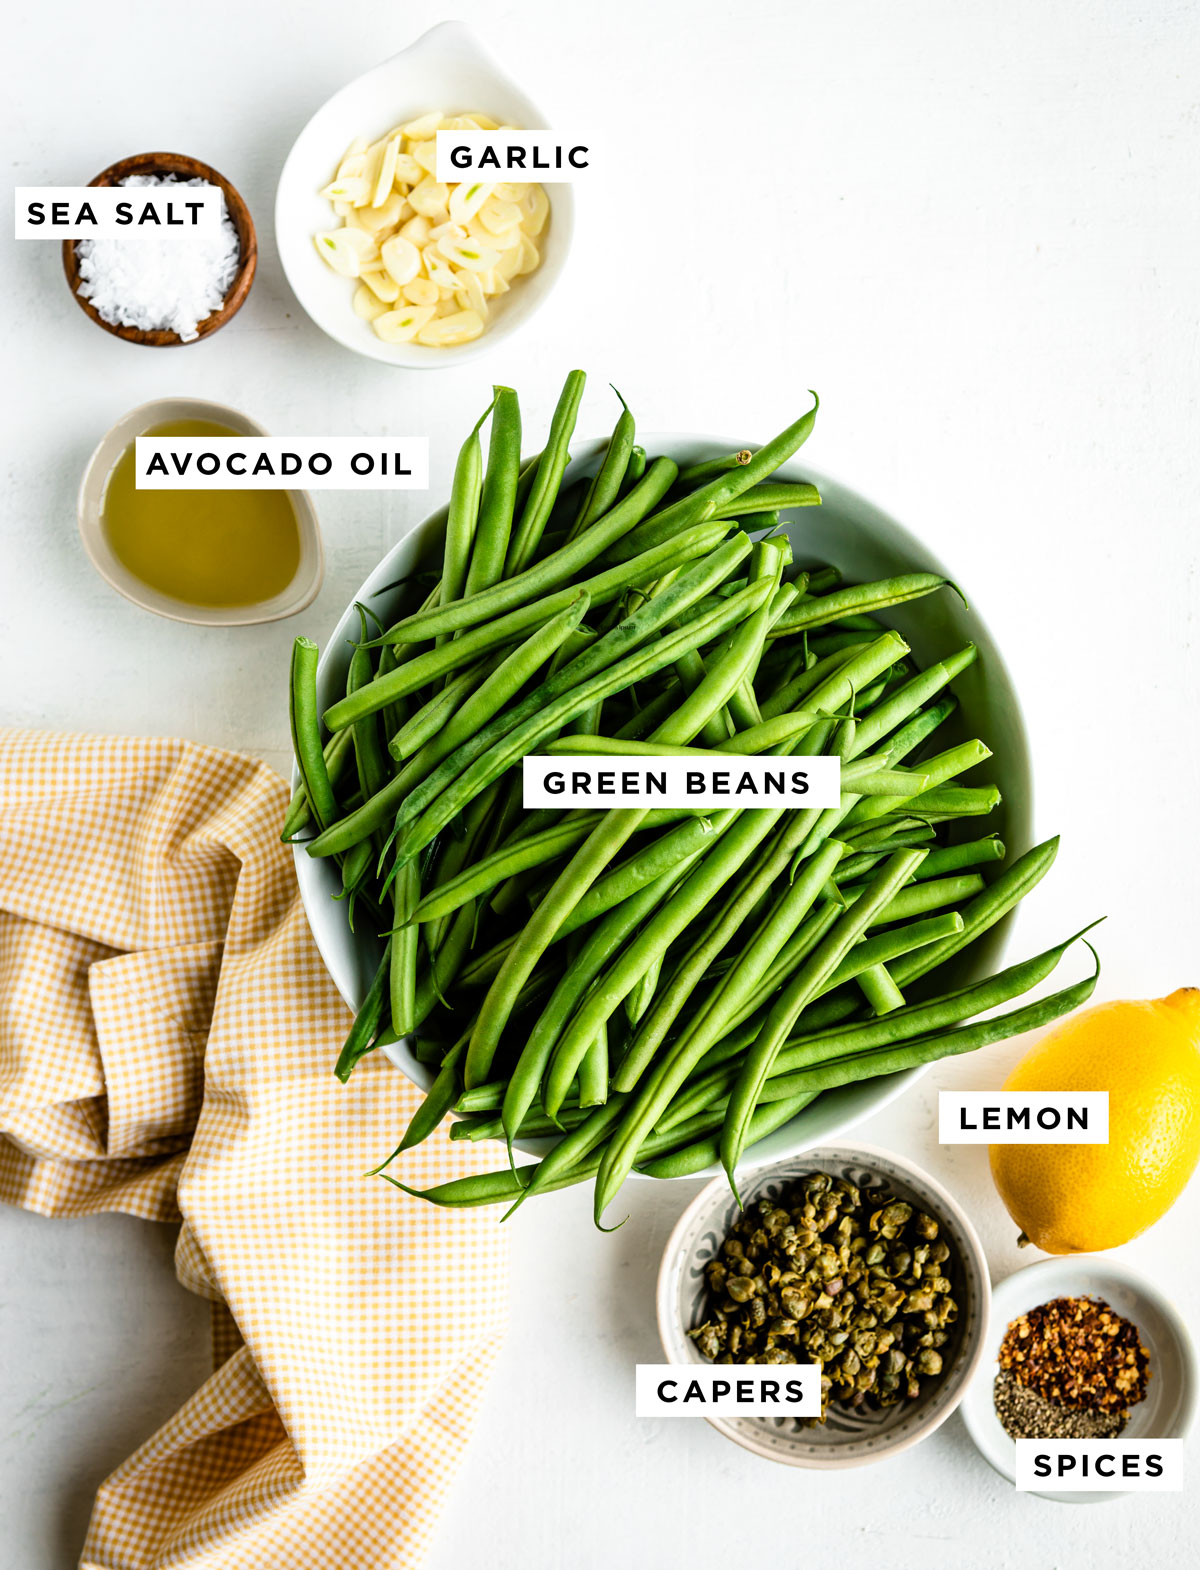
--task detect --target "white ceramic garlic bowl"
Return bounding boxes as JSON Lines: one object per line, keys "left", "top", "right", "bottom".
{"left": 274, "top": 21, "right": 574, "bottom": 369}
{"left": 291, "top": 428, "right": 1033, "bottom": 1167}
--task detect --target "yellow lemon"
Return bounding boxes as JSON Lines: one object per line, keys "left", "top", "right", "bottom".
{"left": 989, "top": 989, "right": 1200, "bottom": 1253}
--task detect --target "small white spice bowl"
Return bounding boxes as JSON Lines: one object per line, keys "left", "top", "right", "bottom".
{"left": 656, "top": 1145, "right": 991, "bottom": 1469}
{"left": 960, "top": 1254, "right": 1197, "bottom": 1503}
{"left": 77, "top": 396, "right": 324, "bottom": 626}
{"left": 274, "top": 21, "right": 574, "bottom": 369}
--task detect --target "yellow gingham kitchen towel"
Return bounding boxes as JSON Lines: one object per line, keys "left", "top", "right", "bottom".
{"left": 0, "top": 728, "right": 509, "bottom": 1569}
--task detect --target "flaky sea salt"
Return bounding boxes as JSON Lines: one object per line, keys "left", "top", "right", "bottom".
{"left": 75, "top": 175, "right": 240, "bottom": 342}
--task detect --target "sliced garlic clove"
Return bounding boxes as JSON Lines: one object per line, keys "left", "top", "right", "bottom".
{"left": 313, "top": 227, "right": 377, "bottom": 277}
{"left": 416, "top": 309, "right": 486, "bottom": 346}
{"left": 410, "top": 139, "right": 439, "bottom": 176}
{"left": 452, "top": 267, "right": 489, "bottom": 320}
{"left": 408, "top": 175, "right": 451, "bottom": 218}
{"left": 448, "top": 179, "right": 495, "bottom": 226}
{"left": 422, "top": 247, "right": 461, "bottom": 291}
{"left": 362, "top": 268, "right": 401, "bottom": 302}
{"left": 380, "top": 234, "right": 422, "bottom": 287}
{"left": 373, "top": 303, "right": 437, "bottom": 342}
{"left": 392, "top": 153, "right": 424, "bottom": 188}
{"left": 371, "top": 135, "right": 403, "bottom": 207}
{"left": 353, "top": 283, "right": 390, "bottom": 320}
{"left": 515, "top": 233, "right": 540, "bottom": 275}
{"left": 399, "top": 214, "right": 433, "bottom": 247}
{"left": 522, "top": 184, "right": 550, "bottom": 237}
{"left": 477, "top": 197, "right": 523, "bottom": 234}
{"left": 437, "top": 232, "right": 500, "bottom": 273}
{"left": 403, "top": 277, "right": 440, "bottom": 307}
{"left": 321, "top": 175, "right": 371, "bottom": 206}
{"left": 494, "top": 181, "right": 531, "bottom": 203}
{"left": 401, "top": 110, "right": 445, "bottom": 141}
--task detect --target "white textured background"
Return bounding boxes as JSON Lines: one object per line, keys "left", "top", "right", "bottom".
{"left": 3, "top": 0, "right": 1199, "bottom": 1564}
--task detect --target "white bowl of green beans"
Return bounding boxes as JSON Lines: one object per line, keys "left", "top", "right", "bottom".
{"left": 287, "top": 376, "right": 1097, "bottom": 1216}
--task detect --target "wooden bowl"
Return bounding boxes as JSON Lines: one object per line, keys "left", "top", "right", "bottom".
{"left": 62, "top": 152, "right": 257, "bottom": 346}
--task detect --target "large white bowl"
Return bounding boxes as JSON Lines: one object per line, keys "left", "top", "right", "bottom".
{"left": 294, "top": 430, "right": 1032, "bottom": 1166}
{"left": 274, "top": 22, "right": 574, "bottom": 369}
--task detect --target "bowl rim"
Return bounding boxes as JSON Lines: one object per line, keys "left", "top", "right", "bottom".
{"left": 76, "top": 395, "right": 324, "bottom": 626}
{"left": 272, "top": 20, "right": 574, "bottom": 370}
{"left": 62, "top": 151, "right": 257, "bottom": 347}
{"left": 293, "top": 427, "right": 1033, "bottom": 1167}
{"left": 654, "top": 1141, "right": 993, "bottom": 1468}
{"left": 959, "top": 1252, "right": 1199, "bottom": 1502}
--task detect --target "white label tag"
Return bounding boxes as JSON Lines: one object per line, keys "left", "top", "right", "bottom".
{"left": 521, "top": 755, "right": 840, "bottom": 810}
{"left": 134, "top": 437, "right": 429, "bottom": 491}
{"left": 1015, "top": 1439, "right": 1183, "bottom": 1491}
{"left": 15, "top": 185, "right": 223, "bottom": 238}
{"left": 435, "top": 130, "right": 592, "bottom": 182}
{"left": 939, "top": 1092, "right": 1108, "bottom": 1144}
{"left": 635, "top": 1364, "right": 821, "bottom": 1418}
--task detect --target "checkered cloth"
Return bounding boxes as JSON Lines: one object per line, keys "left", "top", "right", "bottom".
{"left": 0, "top": 729, "right": 509, "bottom": 1569}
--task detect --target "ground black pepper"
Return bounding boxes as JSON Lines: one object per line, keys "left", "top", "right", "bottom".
{"left": 993, "top": 1370, "right": 1126, "bottom": 1440}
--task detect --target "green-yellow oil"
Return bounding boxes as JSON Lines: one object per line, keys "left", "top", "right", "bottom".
{"left": 101, "top": 419, "right": 301, "bottom": 608}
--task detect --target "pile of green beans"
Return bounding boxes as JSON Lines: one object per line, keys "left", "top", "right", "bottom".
{"left": 285, "top": 371, "right": 1097, "bottom": 1225}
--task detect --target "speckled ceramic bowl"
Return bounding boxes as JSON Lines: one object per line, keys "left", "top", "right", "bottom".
{"left": 656, "top": 1145, "right": 990, "bottom": 1468}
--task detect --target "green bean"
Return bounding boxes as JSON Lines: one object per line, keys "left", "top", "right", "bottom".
{"left": 465, "top": 809, "right": 651, "bottom": 1087}
{"left": 464, "top": 386, "right": 522, "bottom": 596}
{"left": 762, "top": 943, "right": 1100, "bottom": 1102}
{"left": 567, "top": 389, "right": 637, "bottom": 543}
{"left": 506, "top": 369, "right": 587, "bottom": 574}
{"left": 757, "top": 645, "right": 859, "bottom": 721}
{"left": 889, "top": 837, "right": 1060, "bottom": 986}
{"left": 502, "top": 861, "right": 702, "bottom": 1144}
{"left": 387, "top": 576, "right": 775, "bottom": 869}
{"left": 441, "top": 401, "right": 493, "bottom": 622}
{"left": 904, "top": 784, "right": 1000, "bottom": 818}
{"left": 558, "top": 814, "right": 732, "bottom": 935}
{"left": 390, "top": 860, "right": 420, "bottom": 1035}
{"left": 389, "top": 1036, "right": 466, "bottom": 1157}
{"left": 917, "top": 836, "right": 1006, "bottom": 878}
{"left": 771, "top": 573, "right": 950, "bottom": 637}
{"left": 822, "top": 910, "right": 964, "bottom": 992}
{"left": 324, "top": 519, "right": 727, "bottom": 736}
{"left": 464, "top": 576, "right": 778, "bottom": 1093}
{"left": 513, "top": 448, "right": 542, "bottom": 515}
{"left": 716, "top": 849, "right": 927, "bottom": 1193}
{"left": 409, "top": 820, "right": 592, "bottom": 924}
{"left": 289, "top": 638, "right": 336, "bottom": 831}
{"left": 546, "top": 711, "right": 820, "bottom": 759}
{"left": 348, "top": 610, "right": 390, "bottom": 802}
{"left": 388, "top": 659, "right": 490, "bottom": 761}
{"left": 451, "top": 1106, "right": 591, "bottom": 1141}
{"left": 619, "top": 446, "right": 647, "bottom": 498}
{"left": 579, "top": 1022, "right": 609, "bottom": 1108}
{"left": 767, "top": 921, "right": 1094, "bottom": 1081}
{"left": 637, "top": 1091, "right": 821, "bottom": 1180}
{"left": 803, "top": 565, "right": 842, "bottom": 595}
{"left": 384, "top": 457, "right": 680, "bottom": 644}
{"left": 587, "top": 823, "right": 843, "bottom": 1130}
{"left": 334, "top": 938, "right": 392, "bottom": 1082}
{"left": 848, "top": 646, "right": 976, "bottom": 758}
{"left": 857, "top": 962, "right": 905, "bottom": 1014}
{"left": 614, "top": 394, "right": 819, "bottom": 553}
{"left": 867, "top": 872, "right": 986, "bottom": 924}
{"left": 281, "top": 725, "right": 353, "bottom": 841}
{"left": 846, "top": 738, "right": 992, "bottom": 825}
{"left": 711, "top": 482, "right": 821, "bottom": 518}
{"left": 677, "top": 449, "right": 754, "bottom": 487}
